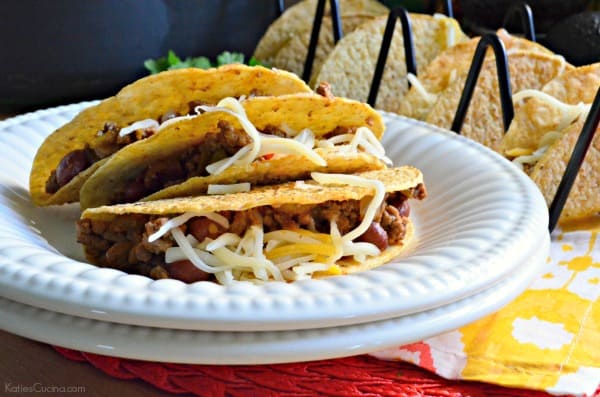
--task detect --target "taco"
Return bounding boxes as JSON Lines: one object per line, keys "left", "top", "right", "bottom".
{"left": 77, "top": 167, "right": 426, "bottom": 284}
{"left": 398, "top": 29, "right": 555, "bottom": 121}
{"left": 500, "top": 63, "right": 600, "bottom": 221}
{"left": 253, "top": 0, "right": 388, "bottom": 67}
{"left": 424, "top": 50, "right": 572, "bottom": 152}
{"left": 79, "top": 92, "right": 390, "bottom": 209}
{"left": 30, "top": 65, "right": 312, "bottom": 207}
{"left": 313, "top": 13, "right": 468, "bottom": 111}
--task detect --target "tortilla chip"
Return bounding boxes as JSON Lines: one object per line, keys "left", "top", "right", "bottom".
{"left": 270, "top": 15, "right": 376, "bottom": 84}
{"left": 29, "top": 65, "right": 312, "bottom": 207}
{"left": 399, "top": 29, "right": 555, "bottom": 121}
{"left": 529, "top": 117, "right": 600, "bottom": 221}
{"left": 313, "top": 13, "right": 467, "bottom": 111}
{"left": 253, "top": 0, "right": 388, "bottom": 65}
{"left": 501, "top": 63, "right": 600, "bottom": 156}
{"left": 79, "top": 93, "right": 386, "bottom": 209}
{"left": 425, "top": 51, "right": 572, "bottom": 152}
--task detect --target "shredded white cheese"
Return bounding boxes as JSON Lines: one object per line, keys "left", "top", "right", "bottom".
{"left": 199, "top": 98, "right": 326, "bottom": 174}
{"left": 311, "top": 173, "right": 385, "bottom": 242}
{"left": 207, "top": 183, "right": 251, "bottom": 195}
{"left": 147, "top": 212, "right": 229, "bottom": 243}
{"left": 316, "top": 126, "right": 392, "bottom": 165}
{"left": 407, "top": 73, "right": 438, "bottom": 107}
{"left": 512, "top": 90, "right": 590, "bottom": 131}
{"left": 118, "top": 119, "right": 160, "bottom": 137}
{"left": 294, "top": 128, "right": 315, "bottom": 148}
{"left": 510, "top": 90, "right": 591, "bottom": 169}
{"left": 199, "top": 97, "right": 262, "bottom": 168}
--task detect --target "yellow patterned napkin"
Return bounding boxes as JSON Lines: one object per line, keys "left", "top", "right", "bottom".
{"left": 373, "top": 224, "right": 600, "bottom": 396}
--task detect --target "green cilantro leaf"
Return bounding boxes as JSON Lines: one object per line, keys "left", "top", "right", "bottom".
{"left": 143, "top": 57, "right": 171, "bottom": 74}
{"left": 144, "top": 50, "right": 268, "bottom": 74}
{"left": 216, "top": 51, "right": 245, "bottom": 66}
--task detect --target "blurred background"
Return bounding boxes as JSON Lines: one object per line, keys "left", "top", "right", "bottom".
{"left": 1, "top": 0, "right": 599, "bottom": 112}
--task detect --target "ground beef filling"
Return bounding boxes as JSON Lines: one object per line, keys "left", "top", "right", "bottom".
{"left": 115, "top": 122, "right": 354, "bottom": 204}
{"left": 44, "top": 101, "right": 206, "bottom": 195}
{"left": 76, "top": 192, "right": 417, "bottom": 283}
{"left": 117, "top": 120, "right": 252, "bottom": 203}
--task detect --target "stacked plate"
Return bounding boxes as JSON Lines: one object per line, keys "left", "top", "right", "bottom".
{"left": 0, "top": 104, "right": 549, "bottom": 364}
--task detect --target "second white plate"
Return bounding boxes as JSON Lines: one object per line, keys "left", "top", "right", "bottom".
{"left": 0, "top": 104, "right": 549, "bottom": 331}
{"left": 0, "top": 232, "right": 549, "bottom": 364}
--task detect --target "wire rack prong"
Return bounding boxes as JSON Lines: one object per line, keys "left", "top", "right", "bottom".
{"left": 368, "top": 7, "right": 416, "bottom": 107}
{"left": 451, "top": 33, "right": 514, "bottom": 134}
{"left": 275, "top": 0, "right": 285, "bottom": 18}
{"left": 302, "top": 0, "right": 343, "bottom": 83}
{"left": 548, "top": 86, "right": 600, "bottom": 232}
{"left": 502, "top": 2, "right": 536, "bottom": 42}
{"left": 441, "top": 0, "right": 454, "bottom": 18}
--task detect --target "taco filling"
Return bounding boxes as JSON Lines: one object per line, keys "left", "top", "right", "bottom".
{"left": 77, "top": 170, "right": 426, "bottom": 284}
{"left": 94, "top": 97, "right": 390, "bottom": 205}
{"left": 44, "top": 101, "right": 215, "bottom": 194}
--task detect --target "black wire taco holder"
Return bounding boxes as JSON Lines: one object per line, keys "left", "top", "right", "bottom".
{"left": 276, "top": 0, "right": 600, "bottom": 232}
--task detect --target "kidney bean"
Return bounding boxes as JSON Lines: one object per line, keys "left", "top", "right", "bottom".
{"left": 358, "top": 222, "right": 388, "bottom": 251}
{"left": 167, "top": 260, "right": 211, "bottom": 283}
{"left": 188, "top": 218, "right": 226, "bottom": 242}
{"left": 389, "top": 195, "right": 410, "bottom": 218}
{"left": 396, "top": 200, "right": 410, "bottom": 218}
{"left": 55, "top": 149, "right": 91, "bottom": 187}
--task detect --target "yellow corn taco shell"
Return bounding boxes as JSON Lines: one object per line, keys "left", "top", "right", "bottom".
{"left": 528, "top": 117, "right": 600, "bottom": 222}
{"left": 79, "top": 167, "right": 424, "bottom": 283}
{"left": 79, "top": 93, "right": 388, "bottom": 210}
{"left": 253, "top": 0, "right": 388, "bottom": 65}
{"left": 501, "top": 63, "right": 600, "bottom": 157}
{"left": 399, "top": 29, "right": 555, "bottom": 121}
{"left": 29, "top": 65, "right": 312, "bottom": 207}
{"left": 270, "top": 14, "right": 377, "bottom": 84}
{"left": 425, "top": 51, "right": 572, "bottom": 152}
{"left": 313, "top": 13, "right": 468, "bottom": 111}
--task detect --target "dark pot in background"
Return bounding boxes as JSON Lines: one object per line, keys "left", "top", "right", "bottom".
{"left": 0, "top": 1, "right": 291, "bottom": 112}
{"left": 459, "top": 0, "right": 590, "bottom": 34}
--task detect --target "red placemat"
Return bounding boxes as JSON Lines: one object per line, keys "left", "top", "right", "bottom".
{"left": 53, "top": 347, "right": 600, "bottom": 397}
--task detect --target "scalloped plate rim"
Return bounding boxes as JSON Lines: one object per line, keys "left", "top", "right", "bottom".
{"left": 0, "top": 102, "right": 549, "bottom": 331}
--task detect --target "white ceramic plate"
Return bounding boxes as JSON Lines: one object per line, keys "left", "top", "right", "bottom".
{"left": 0, "top": 103, "right": 549, "bottom": 331}
{"left": 0, "top": 232, "right": 549, "bottom": 364}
